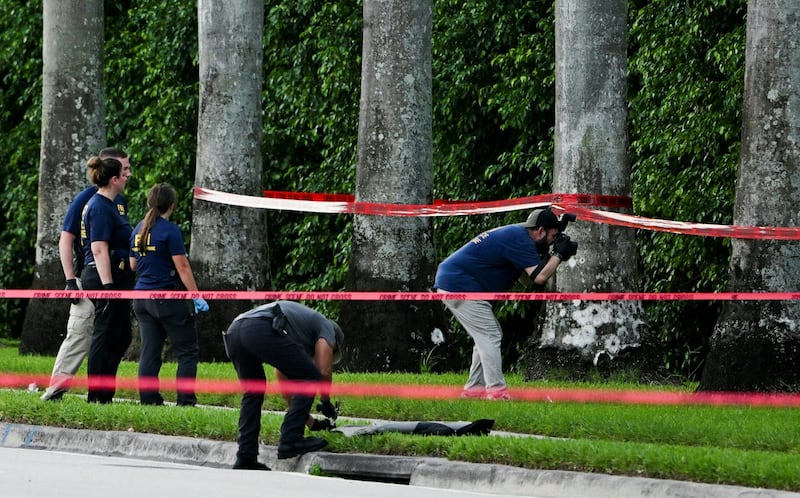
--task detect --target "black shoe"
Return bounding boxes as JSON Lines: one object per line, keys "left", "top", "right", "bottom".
{"left": 140, "top": 393, "right": 164, "bottom": 406}
{"left": 140, "top": 400, "right": 164, "bottom": 406}
{"left": 277, "top": 437, "right": 328, "bottom": 459}
{"left": 233, "top": 460, "right": 270, "bottom": 471}
{"left": 87, "top": 397, "right": 113, "bottom": 404}
{"left": 41, "top": 390, "right": 65, "bottom": 401}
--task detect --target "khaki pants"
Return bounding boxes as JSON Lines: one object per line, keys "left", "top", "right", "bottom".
{"left": 41, "top": 278, "right": 94, "bottom": 400}
{"left": 439, "top": 290, "right": 506, "bottom": 391}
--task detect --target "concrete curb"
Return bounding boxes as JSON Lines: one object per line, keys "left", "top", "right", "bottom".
{"left": 1, "top": 422, "right": 797, "bottom": 498}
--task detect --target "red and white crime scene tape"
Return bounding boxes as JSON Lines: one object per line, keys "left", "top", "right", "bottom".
{"left": 195, "top": 187, "right": 632, "bottom": 216}
{"left": 3, "top": 187, "right": 800, "bottom": 301}
{"left": 4, "top": 374, "right": 800, "bottom": 407}
{"left": 196, "top": 187, "right": 800, "bottom": 239}
{"left": 4, "top": 189, "right": 800, "bottom": 408}
{"left": 4, "top": 289, "right": 800, "bottom": 301}
{"left": 262, "top": 189, "right": 635, "bottom": 209}
{"left": 554, "top": 205, "right": 800, "bottom": 240}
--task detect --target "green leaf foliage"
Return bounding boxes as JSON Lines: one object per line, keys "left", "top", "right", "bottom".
{"left": 104, "top": 0, "right": 199, "bottom": 234}
{"left": 0, "top": 0, "right": 42, "bottom": 337}
{"left": 628, "top": 0, "right": 746, "bottom": 376}
{"left": 0, "top": 0, "right": 750, "bottom": 380}
{"left": 261, "top": 0, "right": 362, "bottom": 319}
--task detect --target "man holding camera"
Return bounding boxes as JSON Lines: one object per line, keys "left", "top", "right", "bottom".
{"left": 434, "top": 208, "right": 578, "bottom": 400}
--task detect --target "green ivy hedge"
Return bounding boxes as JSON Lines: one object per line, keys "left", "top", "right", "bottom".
{"left": 0, "top": 0, "right": 748, "bottom": 379}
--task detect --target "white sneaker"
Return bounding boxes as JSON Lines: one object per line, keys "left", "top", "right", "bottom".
{"left": 484, "top": 388, "right": 511, "bottom": 400}
{"left": 41, "top": 389, "right": 66, "bottom": 401}
{"left": 460, "top": 387, "right": 486, "bottom": 399}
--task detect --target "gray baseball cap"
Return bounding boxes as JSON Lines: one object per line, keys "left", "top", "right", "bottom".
{"left": 519, "top": 208, "right": 560, "bottom": 231}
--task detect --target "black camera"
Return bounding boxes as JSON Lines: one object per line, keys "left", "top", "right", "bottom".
{"left": 554, "top": 232, "right": 572, "bottom": 244}
{"left": 557, "top": 213, "right": 576, "bottom": 232}
{"left": 553, "top": 232, "right": 579, "bottom": 261}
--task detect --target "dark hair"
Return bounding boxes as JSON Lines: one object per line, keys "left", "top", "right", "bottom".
{"left": 137, "top": 184, "right": 177, "bottom": 255}
{"left": 86, "top": 156, "right": 122, "bottom": 187}
{"left": 99, "top": 147, "right": 128, "bottom": 160}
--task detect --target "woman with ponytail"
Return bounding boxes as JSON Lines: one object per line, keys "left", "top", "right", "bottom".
{"left": 129, "top": 183, "right": 207, "bottom": 406}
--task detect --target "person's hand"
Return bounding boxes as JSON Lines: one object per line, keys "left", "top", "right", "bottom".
{"left": 96, "top": 283, "right": 115, "bottom": 315}
{"left": 552, "top": 234, "right": 578, "bottom": 262}
{"left": 193, "top": 297, "right": 209, "bottom": 313}
{"left": 316, "top": 399, "right": 340, "bottom": 420}
{"left": 65, "top": 279, "right": 80, "bottom": 305}
{"left": 309, "top": 418, "right": 335, "bottom": 431}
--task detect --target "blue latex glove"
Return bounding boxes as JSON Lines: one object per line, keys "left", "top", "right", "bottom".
{"left": 193, "top": 297, "right": 209, "bottom": 313}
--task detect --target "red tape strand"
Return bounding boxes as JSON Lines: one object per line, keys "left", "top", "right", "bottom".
{"left": 7, "top": 191, "right": 793, "bottom": 409}
{"left": 262, "top": 189, "right": 634, "bottom": 210}
{"left": 197, "top": 187, "right": 800, "bottom": 239}
{"left": 553, "top": 205, "right": 800, "bottom": 240}
{"left": 196, "top": 187, "right": 631, "bottom": 217}
{"left": 4, "top": 373, "right": 800, "bottom": 407}
{"left": 5, "top": 289, "right": 800, "bottom": 301}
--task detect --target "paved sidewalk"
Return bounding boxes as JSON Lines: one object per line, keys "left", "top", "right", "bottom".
{"left": 1, "top": 420, "right": 796, "bottom": 497}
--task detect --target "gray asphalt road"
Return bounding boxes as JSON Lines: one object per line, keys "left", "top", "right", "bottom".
{"left": 0, "top": 446, "right": 526, "bottom": 498}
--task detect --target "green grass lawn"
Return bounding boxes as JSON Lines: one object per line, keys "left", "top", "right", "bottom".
{"left": 1, "top": 346, "right": 799, "bottom": 491}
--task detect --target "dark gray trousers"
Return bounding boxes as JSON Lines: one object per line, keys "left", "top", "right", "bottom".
{"left": 225, "top": 317, "right": 322, "bottom": 462}
{"left": 133, "top": 299, "right": 199, "bottom": 406}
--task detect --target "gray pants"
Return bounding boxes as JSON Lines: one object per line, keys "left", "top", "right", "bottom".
{"left": 439, "top": 291, "right": 506, "bottom": 391}
{"left": 42, "top": 278, "right": 94, "bottom": 400}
